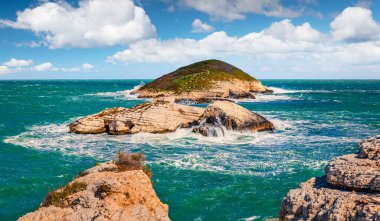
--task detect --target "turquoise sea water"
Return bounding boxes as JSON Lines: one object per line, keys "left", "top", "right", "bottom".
{"left": 0, "top": 80, "right": 379, "bottom": 221}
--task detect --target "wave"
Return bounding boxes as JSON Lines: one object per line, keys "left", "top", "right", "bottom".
{"left": 87, "top": 81, "right": 146, "bottom": 100}
{"left": 267, "top": 87, "right": 331, "bottom": 94}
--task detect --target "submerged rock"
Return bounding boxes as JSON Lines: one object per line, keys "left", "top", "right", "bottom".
{"left": 134, "top": 59, "right": 272, "bottom": 103}
{"left": 18, "top": 152, "right": 170, "bottom": 221}
{"left": 279, "top": 135, "right": 380, "bottom": 221}
{"left": 193, "top": 101, "right": 275, "bottom": 137}
{"left": 69, "top": 101, "right": 204, "bottom": 134}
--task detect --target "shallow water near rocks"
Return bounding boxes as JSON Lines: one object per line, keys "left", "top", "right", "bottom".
{"left": 0, "top": 79, "right": 379, "bottom": 220}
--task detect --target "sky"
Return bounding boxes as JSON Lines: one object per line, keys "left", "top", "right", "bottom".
{"left": 0, "top": 0, "right": 380, "bottom": 79}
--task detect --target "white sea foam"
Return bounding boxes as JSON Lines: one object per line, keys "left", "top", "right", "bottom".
{"left": 267, "top": 87, "right": 331, "bottom": 94}
{"left": 87, "top": 81, "right": 146, "bottom": 100}
{"left": 238, "top": 215, "right": 260, "bottom": 221}
{"left": 3, "top": 113, "right": 362, "bottom": 177}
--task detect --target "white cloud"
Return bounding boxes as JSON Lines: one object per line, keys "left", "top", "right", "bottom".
{"left": 0, "top": 0, "right": 156, "bottom": 48}
{"left": 263, "top": 19, "right": 323, "bottom": 42}
{"left": 0, "top": 66, "right": 11, "bottom": 75}
{"left": 82, "top": 63, "right": 94, "bottom": 70}
{"left": 33, "top": 62, "right": 54, "bottom": 72}
{"left": 3, "top": 58, "right": 33, "bottom": 67}
{"left": 107, "top": 13, "right": 380, "bottom": 76}
{"left": 179, "top": 0, "right": 300, "bottom": 21}
{"left": 330, "top": 7, "right": 380, "bottom": 42}
{"left": 192, "top": 19, "right": 215, "bottom": 33}
{"left": 108, "top": 19, "right": 324, "bottom": 64}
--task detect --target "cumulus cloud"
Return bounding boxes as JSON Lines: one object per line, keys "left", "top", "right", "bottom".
{"left": 108, "top": 19, "right": 324, "bottom": 63}
{"left": 179, "top": 0, "right": 300, "bottom": 21}
{"left": 33, "top": 62, "right": 54, "bottom": 71}
{"left": 192, "top": 19, "right": 215, "bottom": 33}
{"left": 3, "top": 58, "right": 33, "bottom": 67}
{"left": 0, "top": 0, "right": 156, "bottom": 48}
{"left": 107, "top": 12, "right": 380, "bottom": 76}
{"left": 263, "top": 19, "right": 323, "bottom": 42}
{"left": 330, "top": 7, "right": 380, "bottom": 42}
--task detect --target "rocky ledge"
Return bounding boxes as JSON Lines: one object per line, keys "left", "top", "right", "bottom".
{"left": 279, "top": 135, "right": 380, "bottom": 221}
{"left": 134, "top": 59, "right": 272, "bottom": 103}
{"left": 19, "top": 152, "right": 170, "bottom": 221}
{"left": 69, "top": 100, "right": 274, "bottom": 137}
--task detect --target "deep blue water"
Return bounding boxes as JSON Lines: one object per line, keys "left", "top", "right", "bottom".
{"left": 0, "top": 80, "right": 379, "bottom": 221}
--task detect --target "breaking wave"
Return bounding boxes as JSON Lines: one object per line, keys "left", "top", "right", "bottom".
{"left": 87, "top": 81, "right": 146, "bottom": 100}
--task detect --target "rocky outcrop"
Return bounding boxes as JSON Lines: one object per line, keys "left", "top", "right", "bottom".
{"left": 69, "top": 100, "right": 275, "bottom": 137}
{"left": 69, "top": 101, "right": 204, "bottom": 134}
{"left": 69, "top": 107, "right": 128, "bottom": 134}
{"left": 193, "top": 101, "right": 275, "bottom": 137}
{"left": 19, "top": 153, "right": 170, "bottom": 221}
{"left": 134, "top": 60, "right": 272, "bottom": 103}
{"left": 279, "top": 135, "right": 380, "bottom": 221}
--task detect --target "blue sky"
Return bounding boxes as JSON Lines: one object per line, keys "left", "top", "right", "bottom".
{"left": 0, "top": 0, "right": 380, "bottom": 79}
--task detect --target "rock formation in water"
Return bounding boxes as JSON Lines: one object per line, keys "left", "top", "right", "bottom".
{"left": 279, "top": 134, "right": 380, "bottom": 221}
{"left": 69, "top": 100, "right": 274, "bottom": 137}
{"left": 193, "top": 101, "right": 275, "bottom": 137}
{"left": 19, "top": 152, "right": 170, "bottom": 221}
{"left": 134, "top": 59, "right": 272, "bottom": 103}
{"left": 69, "top": 101, "right": 204, "bottom": 134}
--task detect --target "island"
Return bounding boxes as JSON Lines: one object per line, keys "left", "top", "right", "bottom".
{"left": 133, "top": 59, "right": 273, "bottom": 103}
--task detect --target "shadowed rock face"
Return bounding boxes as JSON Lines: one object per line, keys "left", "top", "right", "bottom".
{"left": 18, "top": 161, "right": 170, "bottom": 221}
{"left": 69, "top": 100, "right": 275, "bottom": 137}
{"left": 279, "top": 135, "right": 380, "bottom": 221}
{"left": 193, "top": 101, "right": 275, "bottom": 137}
{"left": 134, "top": 60, "right": 272, "bottom": 103}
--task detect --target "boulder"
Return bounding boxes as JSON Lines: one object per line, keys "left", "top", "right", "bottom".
{"left": 69, "top": 101, "right": 204, "bottom": 135}
{"left": 193, "top": 101, "right": 274, "bottom": 137}
{"left": 358, "top": 134, "right": 380, "bottom": 160}
{"left": 279, "top": 177, "right": 380, "bottom": 221}
{"left": 18, "top": 154, "right": 170, "bottom": 221}
{"left": 279, "top": 135, "right": 380, "bottom": 221}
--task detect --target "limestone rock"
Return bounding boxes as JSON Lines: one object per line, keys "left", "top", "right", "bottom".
{"left": 358, "top": 134, "right": 380, "bottom": 160}
{"left": 193, "top": 101, "right": 274, "bottom": 137}
{"left": 279, "top": 177, "right": 380, "bottom": 221}
{"left": 68, "top": 107, "right": 127, "bottom": 134}
{"left": 69, "top": 101, "right": 204, "bottom": 135}
{"left": 279, "top": 135, "right": 380, "bottom": 221}
{"left": 18, "top": 160, "right": 170, "bottom": 221}
{"left": 325, "top": 154, "right": 380, "bottom": 191}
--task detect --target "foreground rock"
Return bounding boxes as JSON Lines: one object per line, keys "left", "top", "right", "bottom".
{"left": 279, "top": 135, "right": 380, "bottom": 221}
{"left": 193, "top": 101, "right": 275, "bottom": 137}
{"left": 69, "top": 100, "right": 275, "bottom": 137}
{"left": 134, "top": 60, "right": 272, "bottom": 103}
{"left": 19, "top": 152, "right": 170, "bottom": 221}
{"left": 69, "top": 101, "right": 204, "bottom": 134}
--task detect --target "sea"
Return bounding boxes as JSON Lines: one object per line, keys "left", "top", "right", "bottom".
{"left": 0, "top": 79, "right": 379, "bottom": 221}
